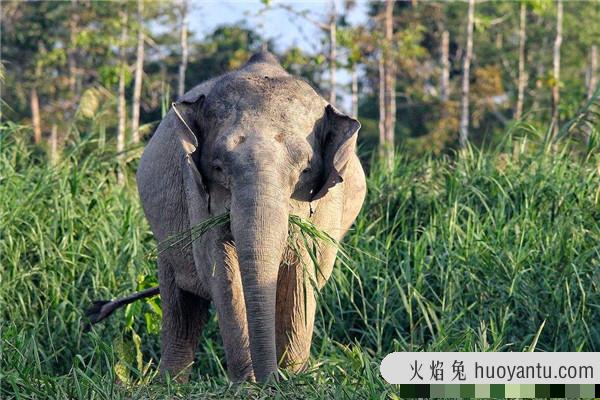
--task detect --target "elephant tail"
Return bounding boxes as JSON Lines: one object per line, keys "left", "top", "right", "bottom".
{"left": 84, "top": 286, "right": 160, "bottom": 331}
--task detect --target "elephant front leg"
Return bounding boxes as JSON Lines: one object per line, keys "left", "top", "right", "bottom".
{"left": 209, "top": 241, "right": 254, "bottom": 382}
{"left": 159, "top": 258, "right": 210, "bottom": 383}
{"left": 275, "top": 261, "right": 318, "bottom": 373}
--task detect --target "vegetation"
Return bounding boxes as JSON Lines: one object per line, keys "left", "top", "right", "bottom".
{"left": 1, "top": 0, "right": 599, "bottom": 398}
{"left": 1, "top": 121, "right": 598, "bottom": 398}
{"left": 2, "top": 1, "right": 599, "bottom": 160}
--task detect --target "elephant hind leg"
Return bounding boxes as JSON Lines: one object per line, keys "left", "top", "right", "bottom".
{"left": 159, "top": 261, "right": 210, "bottom": 383}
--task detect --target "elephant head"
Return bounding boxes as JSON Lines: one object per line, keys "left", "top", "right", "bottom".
{"left": 170, "top": 52, "right": 360, "bottom": 382}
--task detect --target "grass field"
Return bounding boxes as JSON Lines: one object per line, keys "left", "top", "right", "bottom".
{"left": 1, "top": 123, "right": 599, "bottom": 399}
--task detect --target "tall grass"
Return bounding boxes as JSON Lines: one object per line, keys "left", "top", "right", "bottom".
{"left": 1, "top": 122, "right": 599, "bottom": 398}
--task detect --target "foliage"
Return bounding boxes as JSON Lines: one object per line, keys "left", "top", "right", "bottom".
{"left": 185, "top": 25, "right": 269, "bottom": 85}
{"left": 3, "top": 1, "right": 598, "bottom": 154}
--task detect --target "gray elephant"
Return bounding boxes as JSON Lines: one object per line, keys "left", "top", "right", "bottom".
{"left": 136, "top": 51, "right": 366, "bottom": 383}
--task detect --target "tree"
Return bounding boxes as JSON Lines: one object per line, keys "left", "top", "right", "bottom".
{"left": 268, "top": 2, "right": 338, "bottom": 105}
{"left": 328, "top": 0, "right": 337, "bottom": 105}
{"left": 550, "top": 0, "right": 563, "bottom": 138}
{"left": 187, "top": 25, "right": 267, "bottom": 83}
{"left": 459, "top": 0, "right": 475, "bottom": 148}
{"left": 3, "top": 0, "right": 598, "bottom": 160}
{"left": 515, "top": 1, "right": 527, "bottom": 120}
{"left": 440, "top": 29, "right": 450, "bottom": 104}
{"left": 351, "top": 60, "right": 359, "bottom": 118}
{"left": 1, "top": 2, "right": 58, "bottom": 144}
{"left": 67, "top": 0, "right": 79, "bottom": 95}
{"left": 177, "top": 0, "right": 189, "bottom": 98}
{"left": 117, "top": 9, "right": 128, "bottom": 183}
{"left": 337, "top": 21, "right": 366, "bottom": 118}
{"left": 378, "top": 52, "right": 385, "bottom": 158}
{"left": 31, "top": 55, "right": 43, "bottom": 145}
{"left": 131, "top": 0, "right": 144, "bottom": 144}
{"left": 280, "top": 46, "right": 325, "bottom": 90}
{"left": 381, "top": 0, "right": 396, "bottom": 166}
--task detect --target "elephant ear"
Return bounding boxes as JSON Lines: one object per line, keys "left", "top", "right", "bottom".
{"left": 171, "top": 92, "right": 210, "bottom": 206}
{"left": 312, "top": 105, "right": 361, "bottom": 201}
{"left": 173, "top": 90, "right": 204, "bottom": 154}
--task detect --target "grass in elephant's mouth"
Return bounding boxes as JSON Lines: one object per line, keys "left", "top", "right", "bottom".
{"left": 288, "top": 215, "right": 337, "bottom": 246}
{"left": 157, "top": 212, "right": 231, "bottom": 253}
{"left": 158, "top": 212, "right": 341, "bottom": 262}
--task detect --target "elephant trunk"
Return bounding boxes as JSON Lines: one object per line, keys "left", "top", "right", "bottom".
{"left": 230, "top": 177, "right": 288, "bottom": 382}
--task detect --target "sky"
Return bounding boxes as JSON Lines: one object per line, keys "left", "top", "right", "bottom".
{"left": 189, "top": 0, "right": 369, "bottom": 52}
{"left": 187, "top": 0, "right": 370, "bottom": 111}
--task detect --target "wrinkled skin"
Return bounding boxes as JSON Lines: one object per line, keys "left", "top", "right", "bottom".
{"left": 137, "top": 52, "right": 366, "bottom": 383}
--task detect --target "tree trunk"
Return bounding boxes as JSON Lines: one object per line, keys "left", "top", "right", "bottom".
{"left": 551, "top": 0, "right": 563, "bottom": 138}
{"left": 531, "top": 33, "right": 548, "bottom": 112}
{"left": 382, "top": 0, "right": 395, "bottom": 168}
{"left": 440, "top": 29, "right": 450, "bottom": 104}
{"left": 160, "top": 64, "right": 168, "bottom": 117}
{"left": 67, "top": 0, "right": 79, "bottom": 95}
{"left": 459, "top": 0, "right": 475, "bottom": 148}
{"left": 117, "top": 11, "right": 128, "bottom": 184}
{"left": 131, "top": 0, "right": 145, "bottom": 144}
{"left": 351, "top": 63, "right": 358, "bottom": 118}
{"left": 31, "top": 41, "right": 44, "bottom": 145}
{"left": 177, "top": 0, "right": 189, "bottom": 98}
{"left": 378, "top": 53, "right": 385, "bottom": 160}
{"left": 29, "top": 87, "right": 42, "bottom": 144}
{"left": 328, "top": 0, "right": 337, "bottom": 106}
{"left": 30, "top": 88, "right": 42, "bottom": 144}
{"left": 515, "top": 1, "right": 527, "bottom": 120}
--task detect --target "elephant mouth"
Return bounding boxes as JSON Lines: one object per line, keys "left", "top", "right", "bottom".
{"left": 159, "top": 210, "right": 331, "bottom": 260}
{"left": 157, "top": 212, "right": 231, "bottom": 253}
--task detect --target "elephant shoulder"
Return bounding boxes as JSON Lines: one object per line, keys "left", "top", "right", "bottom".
{"left": 137, "top": 111, "right": 189, "bottom": 242}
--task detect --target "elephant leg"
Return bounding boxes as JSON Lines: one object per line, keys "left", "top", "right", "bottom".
{"left": 275, "top": 260, "right": 318, "bottom": 373}
{"left": 159, "top": 258, "right": 210, "bottom": 383}
{"left": 210, "top": 241, "right": 254, "bottom": 382}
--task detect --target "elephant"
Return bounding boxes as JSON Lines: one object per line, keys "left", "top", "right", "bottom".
{"left": 135, "top": 51, "right": 366, "bottom": 383}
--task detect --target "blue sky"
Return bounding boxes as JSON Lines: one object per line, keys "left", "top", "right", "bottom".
{"left": 188, "top": 0, "right": 370, "bottom": 111}
{"left": 190, "top": 0, "right": 368, "bottom": 52}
